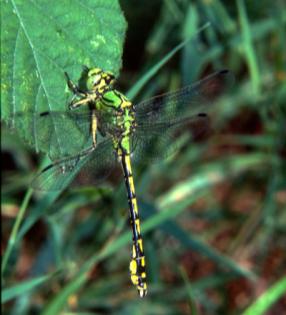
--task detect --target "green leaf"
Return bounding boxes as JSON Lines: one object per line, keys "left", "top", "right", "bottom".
{"left": 1, "top": 0, "right": 127, "bottom": 118}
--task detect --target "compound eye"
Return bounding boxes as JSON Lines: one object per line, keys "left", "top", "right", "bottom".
{"left": 93, "top": 74, "right": 101, "bottom": 85}
{"left": 105, "top": 71, "right": 114, "bottom": 79}
{"left": 107, "top": 74, "right": 116, "bottom": 85}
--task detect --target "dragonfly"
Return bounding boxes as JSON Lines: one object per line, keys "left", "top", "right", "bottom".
{"left": 6, "top": 66, "right": 233, "bottom": 297}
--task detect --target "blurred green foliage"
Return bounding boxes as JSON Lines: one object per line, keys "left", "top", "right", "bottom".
{"left": 1, "top": 0, "right": 286, "bottom": 314}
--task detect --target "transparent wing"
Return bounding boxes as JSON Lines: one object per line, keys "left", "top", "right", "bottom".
{"left": 131, "top": 114, "right": 210, "bottom": 162}
{"left": 132, "top": 70, "right": 233, "bottom": 161}
{"left": 135, "top": 70, "right": 234, "bottom": 125}
{"left": 6, "top": 111, "right": 94, "bottom": 160}
{"left": 32, "top": 138, "right": 116, "bottom": 191}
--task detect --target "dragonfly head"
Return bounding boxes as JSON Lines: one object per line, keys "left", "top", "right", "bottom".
{"left": 86, "top": 67, "right": 116, "bottom": 92}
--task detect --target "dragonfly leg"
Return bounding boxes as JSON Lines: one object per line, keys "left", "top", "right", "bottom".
{"left": 91, "top": 111, "right": 98, "bottom": 148}
{"left": 64, "top": 72, "right": 86, "bottom": 96}
{"left": 65, "top": 72, "right": 91, "bottom": 110}
{"left": 68, "top": 96, "right": 91, "bottom": 110}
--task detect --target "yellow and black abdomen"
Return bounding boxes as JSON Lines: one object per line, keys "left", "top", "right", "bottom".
{"left": 121, "top": 154, "right": 147, "bottom": 297}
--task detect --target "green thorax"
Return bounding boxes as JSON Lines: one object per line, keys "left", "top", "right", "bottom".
{"left": 72, "top": 67, "right": 136, "bottom": 155}
{"left": 96, "top": 89, "right": 135, "bottom": 155}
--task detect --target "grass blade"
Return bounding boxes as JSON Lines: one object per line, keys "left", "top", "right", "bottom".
{"left": 236, "top": 0, "right": 261, "bottom": 94}
{"left": 241, "top": 276, "right": 286, "bottom": 315}
{"left": 127, "top": 22, "right": 210, "bottom": 100}
{"left": 1, "top": 189, "right": 33, "bottom": 278}
{"left": 2, "top": 274, "right": 53, "bottom": 303}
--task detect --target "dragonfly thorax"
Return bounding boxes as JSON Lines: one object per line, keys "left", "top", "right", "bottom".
{"left": 96, "top": 89, "right": 136, "bottom": 155}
